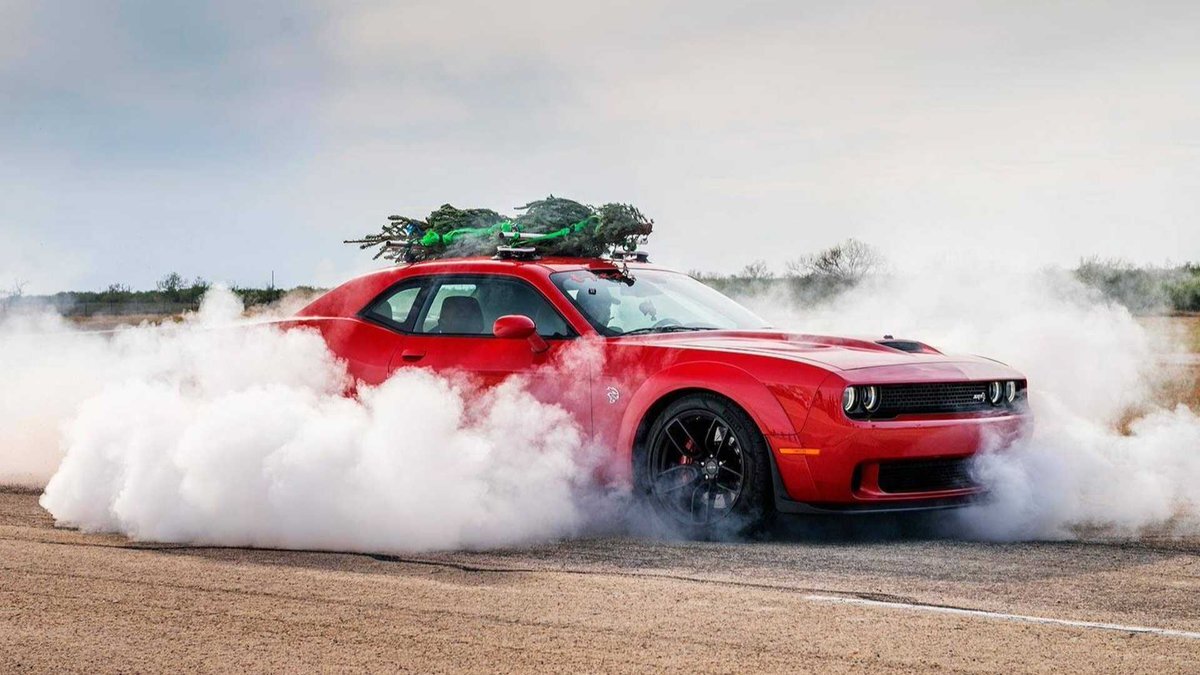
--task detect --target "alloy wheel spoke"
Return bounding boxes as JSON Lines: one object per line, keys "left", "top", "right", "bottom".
{"left": 712, "top": 481, "right": 739, "bottom": 495}
{"left": 657, "top": 464, "right": 698, "bottom": 480}
{"left": 689, "top": 482, "right": 708, "bottom": 521}
{"left": 718, "top": 465, "right": 743, "bottom": 480}
{"left": 663, "top": 423, "right": 688, "bottom": 456}
{"left": 667, "top": 419, "right": 701, "bottom": 457}
{"left": 704, "top": 418, "right": 721, "bottom": 453}
{"left": 657, "top": 472, "right": 702, "bottom": 496}
{"left": 712, "top": 427, "right": 736, "bottom": 458}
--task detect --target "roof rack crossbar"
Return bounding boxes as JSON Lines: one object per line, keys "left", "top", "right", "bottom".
{"left": 612, "top": 250, "right": 651, "bottom": 263}
{"left": 493, "top": 246, "right": 540, "bottom": 261}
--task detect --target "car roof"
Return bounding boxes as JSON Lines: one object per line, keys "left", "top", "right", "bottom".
{"left": 296, "top": 256, "right": 673, "bottom": 319}
{"left": 349, "top": 257, "right": 674, "bottom": 283}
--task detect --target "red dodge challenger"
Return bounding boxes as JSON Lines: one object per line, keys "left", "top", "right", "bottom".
{"left": 285, "top": 256, "right": 1029, "bottom": 534}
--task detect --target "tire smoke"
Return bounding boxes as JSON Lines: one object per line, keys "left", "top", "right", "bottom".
{"left": 2, "top": 290, "right": 597, "bottom": 552}
{"left": 5, "top": 263, "right": 1197, "bottom": 548}
{"left": 744, "top": 262, "right": 1199, "bottom": 539}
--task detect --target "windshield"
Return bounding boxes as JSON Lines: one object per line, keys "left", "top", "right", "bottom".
{"left": 550, "top": 269, "right": 771, "bottom": 336}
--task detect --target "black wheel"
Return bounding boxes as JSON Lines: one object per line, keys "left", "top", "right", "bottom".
{"left": 635, "top": 393, "right": 773, "bottom": 537}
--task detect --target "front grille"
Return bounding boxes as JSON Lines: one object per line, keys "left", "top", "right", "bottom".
{"left": 879, "top": 382, "right": 992, "bottom": 416}
{"left": 877, "top": 457, "right": 976, "bottom": 494}
{"left": 846, "top": 381, "right": 1028, "bottom": 419}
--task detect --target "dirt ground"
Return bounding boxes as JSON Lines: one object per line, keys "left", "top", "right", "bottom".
{"left": 1149, "top": 314, "right": 1200, "bottom": 353}
{"left": 1, "top": 491, "right": 1197, "bottom": 673}
{"left": 4, "top": 315, "right": 1195, "bottom": 672}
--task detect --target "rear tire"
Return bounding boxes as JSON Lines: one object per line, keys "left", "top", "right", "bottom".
{"left": 634, "top": 393, "right": 773, "bottom": 539}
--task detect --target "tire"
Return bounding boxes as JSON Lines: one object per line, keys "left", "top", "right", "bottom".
{"left": 634, "top": 393, "right": 773, "bottom": 538}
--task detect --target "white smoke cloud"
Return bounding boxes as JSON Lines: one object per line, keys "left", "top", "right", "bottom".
{"left": 3, "top": 289, "right": 597, "bottom": 552}
{"left": 4, "top": 264, "right": 1197, "bottom": 549}
{"left": 968, "top": 404, "right": 1200, "bottom": 539}
{"left": 0, "top": 312, "right": 114, "bottom": 487}
{"left": 747, "top": 262, "right": 1200, "bottom": 539}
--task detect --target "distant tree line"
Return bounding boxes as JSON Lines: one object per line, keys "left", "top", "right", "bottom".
{"left": 691, "top": 241, "right": 1200, "bottom": 314}
{"left": 6, "top": 250, "right": 1198, "bottom": 318}
{"left": 1070, "top": 257, "right": 1200, "bottom": 313}
{"left": 691, "top": 238, "right": 886, "bottom": 304}
{"left": 3, "top": 272, "right": 322, "bottom": 317}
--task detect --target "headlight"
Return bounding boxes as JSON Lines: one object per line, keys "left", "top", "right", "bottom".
{"left": 862, "top": 385, "right": 880, "bottom": 412}
{"left": 1005, "top": 380, "right": 1017, "bottom": 403}
{"left": 987, "top": 381, "right": 1003, "bottom": 405}
{"left": 842, "top": 386, "right": 857, "bottom": 412}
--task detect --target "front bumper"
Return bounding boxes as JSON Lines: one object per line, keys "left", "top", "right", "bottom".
{"left": 768, "top": 381, "right": 1030, "bottom": 508}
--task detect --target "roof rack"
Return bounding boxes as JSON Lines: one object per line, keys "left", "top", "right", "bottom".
{"left": 493, "top": 246, "right": 540, "bottom": 261}
{"left": 491, "top": 244, "right": 650, "bottom": 263}
{"left": 612, "top": 250, "right": 650, "bottom": 263}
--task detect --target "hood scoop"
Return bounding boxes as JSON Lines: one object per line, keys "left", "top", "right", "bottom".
{"left": 876, "top": 336, "right": 941, "bottom": 354}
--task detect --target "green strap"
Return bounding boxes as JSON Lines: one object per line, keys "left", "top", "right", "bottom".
{"left": 419, "top": 217, "right": 600, "bottom": 248}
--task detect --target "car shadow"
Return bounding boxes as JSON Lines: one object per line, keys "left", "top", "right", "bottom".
{"left": 762, "top": 511, "right": 957, "bottom": 544}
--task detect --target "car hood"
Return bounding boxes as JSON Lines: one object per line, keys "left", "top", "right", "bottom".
{"left": 616, "top": 330, "right": 1021, "bottom": 380}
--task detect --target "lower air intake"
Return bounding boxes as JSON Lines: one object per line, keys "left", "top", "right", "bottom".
{"left": 876, "top": 457, "right": 976, "bottom": 493}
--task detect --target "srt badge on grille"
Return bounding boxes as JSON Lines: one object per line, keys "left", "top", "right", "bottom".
{"left": 972, "top": 392, "right": 986, "bottom": 402}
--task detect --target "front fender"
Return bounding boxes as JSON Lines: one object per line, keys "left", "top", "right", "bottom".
{"left": 614, "top": 360, "right": 802, "bottom": 470}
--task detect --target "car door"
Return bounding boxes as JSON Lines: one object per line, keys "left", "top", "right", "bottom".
{"left": 346, "top": 277, "right": 427, "bottom": 385}
{"left": 393, "top": 274, "right": 591, "bottom": 432}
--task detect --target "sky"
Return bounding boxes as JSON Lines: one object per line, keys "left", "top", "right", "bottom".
{"left": 2, "top": 0, "right": 1199, "bottom": 293}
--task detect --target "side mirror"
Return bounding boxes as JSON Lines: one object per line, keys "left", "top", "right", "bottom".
{"left": 492, "top": 315, "right": 549, "bottom": 353}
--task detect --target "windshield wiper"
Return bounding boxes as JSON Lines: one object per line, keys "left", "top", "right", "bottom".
{"left": 619, "top": 325, "right": 717, "bottom": 336}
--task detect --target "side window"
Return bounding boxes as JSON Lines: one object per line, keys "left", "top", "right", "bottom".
{"left": 420, "top": 283, "right": 482, "bottom": 333}
{"left": 364, "top": 281, "right": 424, "bottom": 331}
{"left": 416, "top": 277, "right": 573, "bottom": 337}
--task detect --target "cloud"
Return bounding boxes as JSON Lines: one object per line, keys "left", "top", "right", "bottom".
{"left": 3, "top": 1, "right": 1199, "bottom": 291}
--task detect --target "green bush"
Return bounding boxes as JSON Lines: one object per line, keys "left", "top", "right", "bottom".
{"left": 1166, "top": 274, "right": 1200, "bottom": 312}
{"left": 1073, "top": 258, "right": 1200, "bottom": 314}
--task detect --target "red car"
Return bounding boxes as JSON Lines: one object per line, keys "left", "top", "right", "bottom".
{"left": 288, "top": 256, "right": 1029, "bottom": 534}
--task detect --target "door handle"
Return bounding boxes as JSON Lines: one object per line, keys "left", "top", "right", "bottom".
{"left": 399, "top": 350, "right": 425, "bottom": 362}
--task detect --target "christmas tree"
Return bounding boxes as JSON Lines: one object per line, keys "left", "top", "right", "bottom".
{"left": 346, "top": 196, "right": 653, "bottom": 262}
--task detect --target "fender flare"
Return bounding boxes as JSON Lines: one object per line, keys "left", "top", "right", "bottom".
{"left": 614, "top": 360, "right": 799, "bottom": 465}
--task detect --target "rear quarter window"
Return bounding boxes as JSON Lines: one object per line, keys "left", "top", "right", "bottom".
{"left": 364, "top": 283, "right": 423, "bottom": 330}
